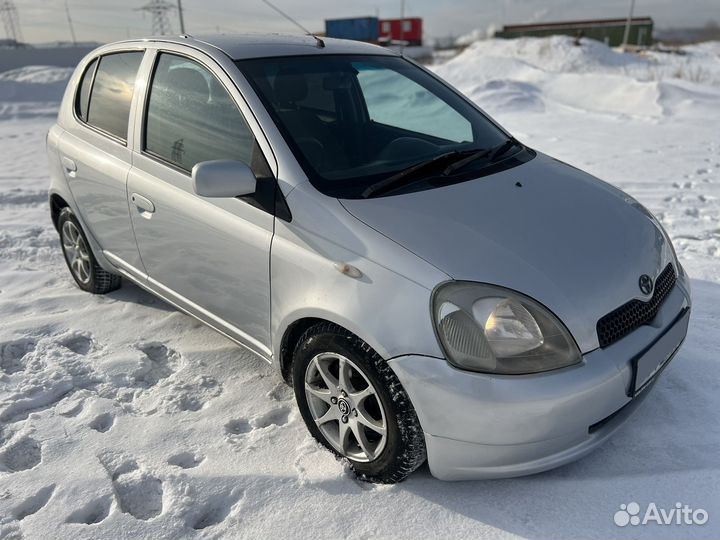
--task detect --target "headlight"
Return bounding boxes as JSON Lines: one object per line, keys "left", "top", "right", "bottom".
{"left": 432, "top": 282, "right": 581, "bottom": 375}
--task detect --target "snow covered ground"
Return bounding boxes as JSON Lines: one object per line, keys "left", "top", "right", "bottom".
{"left": 0, "top": 37, "right": 719, "bottom": 539}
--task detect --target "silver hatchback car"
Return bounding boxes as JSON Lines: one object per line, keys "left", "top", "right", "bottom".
{"left": 47, "top": 34, "right": 691, "bottom": 482}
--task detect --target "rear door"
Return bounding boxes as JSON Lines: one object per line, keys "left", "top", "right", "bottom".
{"left": 127, "top": 49, "right": 276, "bottom": 357}
{"left": 59, "top": 50, "right": 146, "bottom": 270}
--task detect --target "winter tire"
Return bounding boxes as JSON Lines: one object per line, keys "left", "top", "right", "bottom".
{"left": 58, "top": 207, "right": 121, "bottom": 294}
{"left": 292, "top": 322, "right": 426, "bottom": 483}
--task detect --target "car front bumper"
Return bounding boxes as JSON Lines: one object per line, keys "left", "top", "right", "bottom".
{"left": 388, "top": 273, "right": 691, "bottom": 481}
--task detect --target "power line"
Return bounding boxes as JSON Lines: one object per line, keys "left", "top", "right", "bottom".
{"left": 0, "top": 0, "right": 23, "bottom": 45}
{"left": 64, "top": 0, "right": 77, "bottom": 44}
{"left": 137, "top": 0, "right": 175, "bottom": 36}
{"left": 176, "top": 0, "right": 185, "bottom": 34}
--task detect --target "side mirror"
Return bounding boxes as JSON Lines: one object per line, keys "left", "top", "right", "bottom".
{"left": 191, "top": 160, "right": 256, "bottom": 198}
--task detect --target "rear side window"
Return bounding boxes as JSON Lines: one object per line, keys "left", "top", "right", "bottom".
{"left": 144, "top": 53, "right": 265, "bottom": 174}
{"left": 75, "top": 58, "right": 97, "bottom": 122}
{"left": 85, "top": 52, "right": 143, "bottom": 141}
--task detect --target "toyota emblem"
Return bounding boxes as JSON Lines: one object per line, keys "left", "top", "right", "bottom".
{"left": 639, "top": 274, "right": 654, "bottom": 295}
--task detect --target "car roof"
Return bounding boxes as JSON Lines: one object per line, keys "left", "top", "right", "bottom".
{"left": 135, "top": 33, "right": 398, "bottom": 60}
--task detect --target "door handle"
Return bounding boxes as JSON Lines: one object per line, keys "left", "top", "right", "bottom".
{"left": 61, "top": 156, "right": 77, "bottom": 174}
{"left": 131, "top": 193, "right": 155, "bottom": 216}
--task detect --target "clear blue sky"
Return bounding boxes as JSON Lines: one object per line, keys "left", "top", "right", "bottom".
{"left": 15, "top": 0, "right": 720, "bottom": 44}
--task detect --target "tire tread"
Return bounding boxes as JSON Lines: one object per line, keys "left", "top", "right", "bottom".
{"left": 293, "top": 322, "right": 426, "bottom": 483}
{"left": 58, "top": 208, "right": 121, "bottom": 295}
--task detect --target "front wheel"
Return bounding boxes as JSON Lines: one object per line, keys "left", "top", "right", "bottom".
{"left": 292, "top": 322, "right": 426, "bottom": 483}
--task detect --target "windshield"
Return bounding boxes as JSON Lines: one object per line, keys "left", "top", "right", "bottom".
{"left": 237, "top": 55, "right": 530, "bottom": 198}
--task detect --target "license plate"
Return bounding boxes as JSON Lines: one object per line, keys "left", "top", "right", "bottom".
{"left": 630, "top": 307, "right": 690, "bottom": 397}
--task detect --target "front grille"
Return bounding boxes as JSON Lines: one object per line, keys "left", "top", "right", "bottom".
{"left": 596, "top": 263, "right": 676, "bottom": 348}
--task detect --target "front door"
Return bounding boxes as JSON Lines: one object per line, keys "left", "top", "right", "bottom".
{"left": 127, "top": 51, "right": 275, "bottom": 357}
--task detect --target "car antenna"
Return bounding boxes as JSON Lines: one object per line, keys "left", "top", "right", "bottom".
{"left": 259, "top": 0, "right": 325, "bottom": 48}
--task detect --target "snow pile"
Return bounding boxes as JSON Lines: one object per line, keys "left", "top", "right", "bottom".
{"left": 643, "top": 41, "right": 720, "bottom": 86}
{"left": 457, "top": 35, "right": 650, "bottom": 73}
{"left": 455, "top": 26, "right": 497, "bottom": 46}
{"left": 0, "top": 38, "right": 719, "bottom": 539}
{"left": 434, "top": 36, "right": 720, "bottom": 119}
{"left": 0, "top": 66, "right": 72, "bottom": 120}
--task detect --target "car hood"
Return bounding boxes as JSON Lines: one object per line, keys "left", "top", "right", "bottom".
{"left": 340, "top": 152, "right": 674, "bottom": 353}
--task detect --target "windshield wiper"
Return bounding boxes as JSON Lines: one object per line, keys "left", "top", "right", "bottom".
{"left": 441, "top": 148, "right": 492, "bottom": 177}
{"left": 488, "top": 137, "right": 521, "bottom": 162}
{"left": 361, "top": 151, "right": 465, "bottom": 198}
{"left": 441, "top": 138, "right": 521, "bottom": 177}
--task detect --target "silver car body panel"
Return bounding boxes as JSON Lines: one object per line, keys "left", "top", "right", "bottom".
{"left": 271, "top": 181, "right": 449, "bottom": 363}
{"left": 192, "top": 33, "right": 397, "bottom": 60}
{"left": 390, "top": 273, "right": 690, "bottom": 480}
{"left": 341, "top": 152, "right": 676, "bottom": 353}
{"left": 46, "top": 34, "right": 692, "bottom": 480}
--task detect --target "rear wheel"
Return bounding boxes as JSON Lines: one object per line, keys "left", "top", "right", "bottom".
{"left": 292, "top": 322, "right": 426, "bottom": 483}
{"left": 58, "top": 207, "right": 121, "bottom": 294}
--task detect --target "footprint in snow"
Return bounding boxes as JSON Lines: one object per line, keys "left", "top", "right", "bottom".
{"left": 88, "top": 412, "right": 115, "bottom": 433}
{"left": 133, "top": 342, "right": 180, "bottom": 386}
{"left": 225, "top": 418, "right": 253, "bottom": 435}
{"left": 168, "top": 452, "right": 204, "bottom": 469}
{"left": 0, "top": 523, "right": 22, "bottom": 540}
{"left": 673, "top": 181, "right": 694, "bottom": 189}
{"left": 66, "top": 495, "right": 112, "bottom": 525}
{"left": 267, "top": 382, "right": 294, "bottom": 402}
{"left": 0, "top": 338, "right": 37, "bottom": 374}
{"left": 0, "top": 437, "right": 42, "bottom": 473}
{"left": 59, "top": 333, "right": 94, "bottom": 356}
{"left": 159, "top": 375, "right": 222, "bottom": 413}
{"left": 98, "top": 451, "right": 163, "bottom": 521}
{"left": 187, "top": 490, "right": 244, "bottom": 530}
{"left": 225, "top": 407, "right": 291, "bottom": 437}
{"left": 12, "top": 485, "right": 55, "bottom": 521}
{"left": 252, "top": 407, "right": 291, "bottom": 428}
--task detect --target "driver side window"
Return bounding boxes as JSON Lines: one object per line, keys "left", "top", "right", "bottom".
{"left": 144, "top": 52, "right": 270, "bottom": 177}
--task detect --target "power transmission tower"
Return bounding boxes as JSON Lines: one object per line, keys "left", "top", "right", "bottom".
{"left": 137, "top": 0, "right": 175, "bottom": 36}
{"left": 0, "top": 0, "right": 23, "bottom": 46}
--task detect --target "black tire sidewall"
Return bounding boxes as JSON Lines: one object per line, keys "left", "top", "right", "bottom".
{"left": 58, "top": 208, "right": 100, "bottom": 293}
{"left": 292, "top": 329, "right": 405, "bottom": 479}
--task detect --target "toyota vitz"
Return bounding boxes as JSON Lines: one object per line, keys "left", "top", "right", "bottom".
{"left": 47, "top": 34, "right": 691, "bottom": 482}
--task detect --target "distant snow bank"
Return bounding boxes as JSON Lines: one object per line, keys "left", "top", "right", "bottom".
{"left": 0, "top": 66, "right": 72, "bottom": 120}
{"left": 0, "top": 66, "right": 72, "bottom": 101}
{"left": 433, "top": 36, "right": 720, "bottom": 119}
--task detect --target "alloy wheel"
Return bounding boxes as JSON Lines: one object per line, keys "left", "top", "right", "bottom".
{"left": 61, "top": 220, "right": 91, "bottom": 285}
{"left": 304, "top": 352, "right": 387, "bottom": 462}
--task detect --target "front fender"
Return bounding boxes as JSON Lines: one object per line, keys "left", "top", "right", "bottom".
{"left": 270, "top": 183, "right": 449, "bottom": 367}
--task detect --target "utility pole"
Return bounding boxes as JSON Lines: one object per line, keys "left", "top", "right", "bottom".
{"left": 177, "top": 0, "right": 185, "bottom": 34}
{"left": 621, "top": 0, "right": 636, "bottom": 50}
{"left": 137, "top": 0, "right": 175, "bottom": 36}
{"left": 0, "top": 0, "right": 23, "bottom": 47}
{"left": 65, "top": 0, "right": 77, "bottom": 45}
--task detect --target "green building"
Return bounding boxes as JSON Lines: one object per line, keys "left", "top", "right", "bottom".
{"left": 495, "top": 17, "right": 654, "bottom": 47}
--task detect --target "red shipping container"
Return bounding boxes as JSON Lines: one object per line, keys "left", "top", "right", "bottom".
{"left": 378, "top": 18, "right": 423, "bottom": 46}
